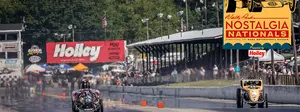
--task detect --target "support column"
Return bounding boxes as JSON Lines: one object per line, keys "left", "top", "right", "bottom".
{"left": 236, "top": 49, "right": 240, "bottom": 79}
{"left": 180, "top": 44, "right": 182, "bottom": 66}
{"left": 168, "top": 44, "right": 172, "bottom": 67}
{"left": 175, "top": 44, "right": 178, "bottom": 66}
{"left": 197, "top": 44, "right": 200, "bottom": 67}
{"left": 152, "top": 46, "right": 155, "bottom": 72}
{"left": 179, "top": 44, "right": 184, "bottom": 66}
{"left": 214, "top": 43, "right": 217, "bottom": 66}
{"left": 236, "top": 50, "right": 239, "bottom": 66}
{"left": 184, "top": 44, "right": 187, "bottom": 69}
{"left": 205, "top": 43, "right": 209, "bottom": 69}
{"left": 155, "top": 47, "right": 159, "bottom": 73}
{"left": 146, "top": 48, "right": 149, "bottom": 71}
{"left": 271, "top": 49, "right": 275, "bottom": 85}
{"left": 171, "top": 44, "right": 174, "bottom": 67}
{"left": 192, "top": 43, "right": 195, "bottom": 66}
{"left": 210, "top": 43, "right": 213, "bottom": 69}
{"left": 225, "top": 50, "right": 228, "bottom": 69}
{"left": 160, "top": 45, "right": 163, "bottom": 70}
{"left": 219, "top": 43, "right": 223, "bottom": 69}
{"left": 142, "top": 52, "right": 145, "bottom": 72}
{"left": 201, "top": 43, "right": 204, "bottom": 66}
{"left": 188, "top": 44, "right": 190, "bottom": 63}
{"left": 164, "top": 45, "right": 167, "bottom": 68}
{"left": 230, "top": 49, "right": 233, "bottom": 65}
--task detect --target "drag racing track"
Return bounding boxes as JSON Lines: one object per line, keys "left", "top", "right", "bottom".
{"left": 0, "top": 88, "right": 299, "bottom": 112}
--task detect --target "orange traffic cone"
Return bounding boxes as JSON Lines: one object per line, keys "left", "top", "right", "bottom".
{"left": 141, "top": 100, "right": 147, "bottom": 106}
{"left": 42, "top": 91, "right": 46, "bottom": 95}
{"left": 61, "top": 93, "right": 67, "bottom": 100}
{"left": 157, "top": 102, "right": 164, "bottom": 108}
{"left": 62, "top": 93, "right": 66, "bottom": 97}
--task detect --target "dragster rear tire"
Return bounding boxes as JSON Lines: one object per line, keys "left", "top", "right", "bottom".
{"left": 236, "top": 88, "right": 243, "bottom": 108}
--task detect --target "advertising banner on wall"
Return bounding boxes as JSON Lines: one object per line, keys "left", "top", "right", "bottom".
{"left": 23, "top": 44, "right": 46, "bottom": 65}
{"left": 223, "top": 0, "right": 296, "bottom": 49}
{"left": 0, "top": 59, "right": 19, "bottom": 68}
{"left": 0, "top": 42, "right": 19, "bottom": 52}
{"left": 46, "top": 40, "right": 125, "bottom": 63}
{"left": 27, "top": 45, "right": 42, "bottom": 63}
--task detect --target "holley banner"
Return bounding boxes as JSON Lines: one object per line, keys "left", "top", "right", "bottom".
{"left": 223, "top": 0, "right": 296, "bottom": 49}
{"left": 46, "top": 40, "right": 125, "bottom": 63}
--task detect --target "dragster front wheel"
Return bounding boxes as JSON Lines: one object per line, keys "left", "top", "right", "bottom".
{"left": 289, "top": 0, "right": 297, "bottom": 12}
{"left": 225, "top": 0, "right": 236, "bottom": 12}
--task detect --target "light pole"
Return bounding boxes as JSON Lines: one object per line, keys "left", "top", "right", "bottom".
{"left": 177, "top": 10, "right": 186, "bottom": 69}
{"left": 212, "top": 1, "right": 222, "bottom": 27}
{"left": 204, "top": 0, "right": 207, "bottom": 26}
{"left": 183, "top": 0, "right": 189, "bottom": 31}
{"left": 141, "top": 18, "right": 149, "bottom": 40}
{"left": 292, "top": 16, "right": 299, "bottom": 84}
{"left": 167, "top": 14, "right": 172, "bottom": 39}
{"left": 68, "top": 24, "right": 76, "bottom": 42}
{"left": 177, "top": 11, "right": 184, "bottom": 36}
{"left": 157, "top": 13, "right": 164, "bottom": 38}
{"left": 54, "top": 33, "right": 71, "bottom": 42}
{"left": 198, "top": 0, "right": 207, "bottom": 30}
{"left": 196, "top": 7, "right": 204, "bottom": 34}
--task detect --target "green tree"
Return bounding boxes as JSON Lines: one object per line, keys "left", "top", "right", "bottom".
{"left": 0, "top": 0, "right": 225, "bottom": 44}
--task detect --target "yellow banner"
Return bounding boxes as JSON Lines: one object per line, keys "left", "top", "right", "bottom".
{"left": 223, "top": 0, "right": 296, "bottom": 49}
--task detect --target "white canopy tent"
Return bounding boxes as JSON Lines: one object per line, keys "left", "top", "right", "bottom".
{"left": 111, "top": 69, "right": 126, "bottom": 73}
{"left": 258, "top": 49, "right": 285, "bottom": 62}
{"left": 26, "top": 64, "right": 45, "bottom": 73}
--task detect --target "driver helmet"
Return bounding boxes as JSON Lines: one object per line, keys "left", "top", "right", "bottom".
{"left": 81, "top": 80, "right": 91, "bottom": 89}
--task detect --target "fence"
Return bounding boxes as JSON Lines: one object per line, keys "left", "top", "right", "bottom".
{"left": 250, "top": 72, "right": 297, "bottom": 85}
{"left": 126, "top": 70, "right": 250, "bottom": 86}
{"left": 126, "top": 70, "right": 298, "bottom": 86}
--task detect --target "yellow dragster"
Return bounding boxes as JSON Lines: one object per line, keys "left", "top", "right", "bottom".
{"left": 236, "top": 79, "right": 268, "bottom": 108}
{"left": 225, "top": 0, "right": 297, "bottom": 12}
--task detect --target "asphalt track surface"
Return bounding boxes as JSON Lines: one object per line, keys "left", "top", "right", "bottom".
{"left": 0, "top": 88, "right": 299, "bottom": 112}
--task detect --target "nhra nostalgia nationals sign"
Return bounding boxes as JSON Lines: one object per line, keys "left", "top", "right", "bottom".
{"left": 223, "top": 0, "right": 293, "bottom": 49}
{"left": 46, "top": 40, "right": 125, "bottom": 63}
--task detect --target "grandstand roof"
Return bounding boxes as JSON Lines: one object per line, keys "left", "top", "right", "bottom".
{"left": 127, "top": 27, "right": 222, "bottom": 47}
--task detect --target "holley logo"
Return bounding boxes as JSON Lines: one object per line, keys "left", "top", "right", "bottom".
{"left": 53, "top": 43, "right": 102, "bottom": 61}
{"left": 248, "top": 50, "right": 266, "bottom": 57}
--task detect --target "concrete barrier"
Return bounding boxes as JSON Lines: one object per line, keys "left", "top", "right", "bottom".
{"left": 263, "top": 85, "right": 300, "bottom": 104}
{"left": 98, "top": 85, "right": 300, "bottom": 104}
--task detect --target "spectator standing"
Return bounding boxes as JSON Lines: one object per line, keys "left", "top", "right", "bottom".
{"left": 171, "top": 68, "right": 178, "bottom": 82}
{"left": 213, "top": 65, "right": 219, "bottom": 80}
{"left": 186, "top": 68, "right": 191, "bottom": 82}
{"left": 116, "top": 77, "right": 121, "bottom": 86}
{"left": 224, "top": 69, "right": 228, "bottom": 80}
{"left": 70, "top": 78, "right": 76, "bottom": 91}
{"left": 199, "top": 67, "right": 205, "bottom": 80}
{"left": 267, "top": 66, "right": 272, "bottom": 84}
{"left": 234, "top": 65, "right": 240, "bottom": 80}
{"left": 36, "top": 79, "right": 42, "bottom": 92}
{"left": 229, "top": 65, "right": 235, "bottom": 79}
{"left": 4, "top": 80, "right": 9, "bottom": 94}
{"left": 107, "top": 75, "right": 111, "bottom": 85}
{"left": 282, "top": 66, "right": 287, "bottom": 75}
{"left": 42, "top": 78, "right": 46, "bottom": 92}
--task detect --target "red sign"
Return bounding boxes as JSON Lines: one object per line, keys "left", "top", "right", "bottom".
{"left": 248, "top": 50, "right": 266, "bottom": 57}
{"left": 46, "top": 40, "right": 125, "bottom": 63}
